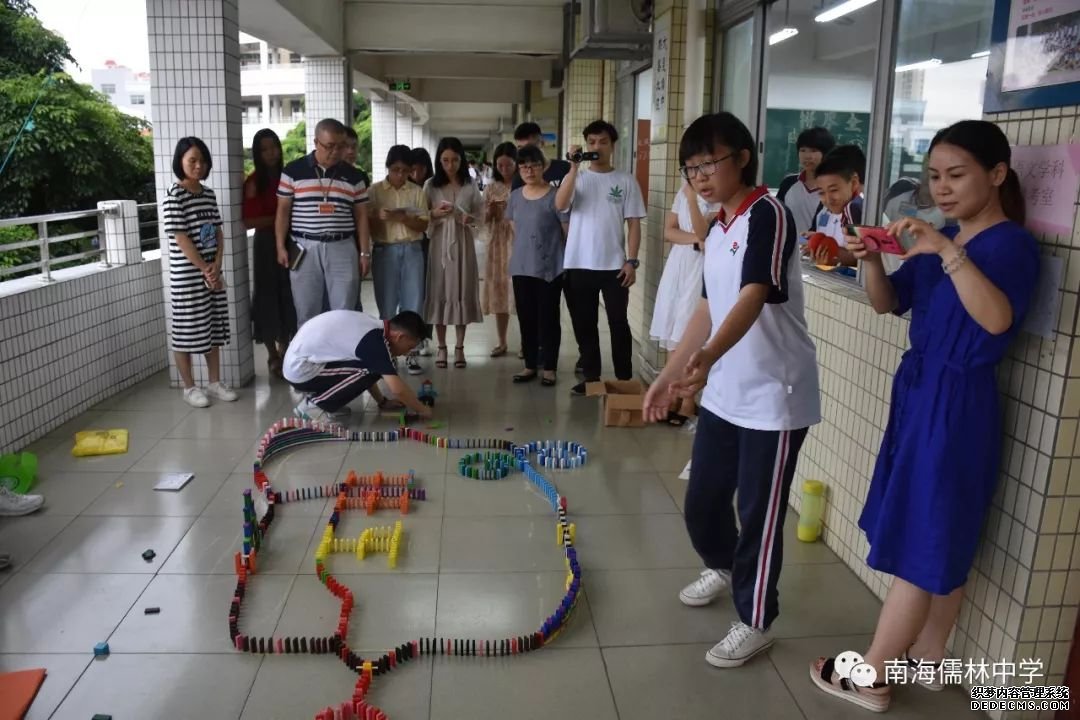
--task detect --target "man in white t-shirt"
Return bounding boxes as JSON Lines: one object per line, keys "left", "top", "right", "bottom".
{"left": 555, "top": 120, "right": 647, "bottom": 395}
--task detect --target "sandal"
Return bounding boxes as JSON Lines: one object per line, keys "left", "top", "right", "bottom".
{"left": 490, "top": 345, "right": 508, "bottom": 358}
{"left": 541, "top": 372, "right": 556, "bottom": 387}
{"left": 513, "top": 370, "right": 538, "bottom": 384}
{"left": 809, "top": 657, "right": 890, "bottom": 713}
{"left": 905, "top": 652, "right": 944, "bottom": 691}
{"left": 435, "top": 346, "right": 448, "bottom": 369}
{"left": 454, "top": 346, "right": 467, "bottom": 369}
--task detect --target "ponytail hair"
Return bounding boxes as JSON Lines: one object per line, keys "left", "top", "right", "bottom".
{"left": 929, "top": 120, "right": 1026, "bottom": 225}
{"left": 1000, "top": 167, "right": 1026, "bottom": 226}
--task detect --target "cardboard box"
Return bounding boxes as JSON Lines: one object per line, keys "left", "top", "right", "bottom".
{"left": 586, "top": 380, "right": 646, "bottom": 427}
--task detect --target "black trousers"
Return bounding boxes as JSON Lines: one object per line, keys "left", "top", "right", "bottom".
{"left": 565, "top": 269, "right": 632, "bottom": 381}
{"left": 513, "top": 274, "right": 563, "bottom": 372}
{"left": 686, "top": 408, "right": 808, "bottom": 631}
{"left": 291, "top": 361, "right": 379, "bottom": 412}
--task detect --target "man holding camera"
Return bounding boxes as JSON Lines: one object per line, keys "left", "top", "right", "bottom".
{"left": 555, "top": 120, "right": 646, "bottom": 395}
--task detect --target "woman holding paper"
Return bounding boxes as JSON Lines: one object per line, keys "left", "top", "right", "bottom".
{"left": 423, "top": 136, "right": 483, "bottom": 369}
{"left": 810, "top": 120, "right": 1039, "bottom": 712}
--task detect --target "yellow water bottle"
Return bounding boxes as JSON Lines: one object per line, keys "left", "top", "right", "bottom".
{"left": 797, "top": 480, "right": 825, "bottom": 542}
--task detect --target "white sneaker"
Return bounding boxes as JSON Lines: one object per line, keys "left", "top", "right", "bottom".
{"left": 293, "top": 397, "right": 329, "bottom": 423}
{"left": 205, "top": 382, "right": 238, "bottom": 402}
{"left": 706, "top": 621, "right": 773, "bottom": 668}
{"left": 183, "top": 386, "right": 210, "bottom": 408}
{"left": 406, "top": 353, "right": 423, "bottom": 375}
{"left": 679, "top": 568, "right": 731, "bottom": 607}
{"left": 418, "top": 339, "right": 433, "bottom": 357}
{"left": 0, "top": 487, "right": 45, "bottom": 516}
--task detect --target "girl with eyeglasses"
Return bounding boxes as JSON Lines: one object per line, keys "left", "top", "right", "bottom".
{"left": 643, "top": 112, "right": 820, "bottom": 670}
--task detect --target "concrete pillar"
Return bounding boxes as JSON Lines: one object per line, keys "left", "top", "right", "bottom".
{"left": 370, "top": 96, "right": 398, "bottom": 183}
{"left": 261, "top": 93, "right": 270, "bottom": 125}
{"left": 147, "top": 0, "right": 253, "bottom": 388}
{"left": 411, "top": 123, "right": 425, "bottom": 150}
{"left": 303, "top": 56, "right": 351, "bottom": 151}
{"left": 395, "top": 109, "right": 414, "bottom": 155}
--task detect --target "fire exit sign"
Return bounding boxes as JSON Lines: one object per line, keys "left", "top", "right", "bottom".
{"left": 389, "top": 81, "right": 411, "bottom": 92}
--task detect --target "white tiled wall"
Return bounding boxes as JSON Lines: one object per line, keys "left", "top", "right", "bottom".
{"left": 0, "top": 262, "right": 166, "bottom": 454}
{"left": 303, "top": 56, "right": 351, "bottom": 151}
{"left": 370, "top": 97, "right": 398, "bottom": 183}
{"left": 147, "top": 0, "right": 254, "bottom": 389}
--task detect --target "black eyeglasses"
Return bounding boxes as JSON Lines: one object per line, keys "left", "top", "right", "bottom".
{"left": 680, "top": 153, "right": 734, "bottom": 181}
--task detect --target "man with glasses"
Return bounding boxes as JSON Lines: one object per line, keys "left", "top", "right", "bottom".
{"left": 276, "top": 118, "right": 372, "bottom": 328}
{"left": 555, "top": 120, "right": 646, "bottom": 395}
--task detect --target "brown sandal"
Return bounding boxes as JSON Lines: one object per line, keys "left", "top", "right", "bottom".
{"left": 435, "top": 346, "right": 448, "bottom": 369}
{"left": 454, "top": 346, "right": 467, "bottom": 369}
{"left": 490, "top": 345, "right": 507, "bottom": 358}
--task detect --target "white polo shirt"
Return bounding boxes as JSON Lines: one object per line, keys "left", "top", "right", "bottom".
{"left": 701, "top": 188, "right": 821, "bottom": 431}
{"left": 283, "top": 310, "right": 396, "bottom": 384}
{"left": 563, "top": 168, "right": 647, "bottom": 271}
{"left": 776, "top": 172, "right": 822, "bottom": 234}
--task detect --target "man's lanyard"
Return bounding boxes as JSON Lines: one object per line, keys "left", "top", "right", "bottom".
{"left": 315, "top": 164, "right": 335, "bottom": 203}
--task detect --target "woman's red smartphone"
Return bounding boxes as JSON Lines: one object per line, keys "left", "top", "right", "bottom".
{"left": 847, "top": 225, "right": 906, "bottom": 255}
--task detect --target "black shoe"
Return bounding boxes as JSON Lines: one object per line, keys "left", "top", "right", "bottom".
{"left": 513, "top": 371, "right": 538, "bottom": 384}
{"left": 574, "top": 359, "right": 584, "bottom": 375}
{"left": 571, "top": 381, "right": 587, "bottom": 396}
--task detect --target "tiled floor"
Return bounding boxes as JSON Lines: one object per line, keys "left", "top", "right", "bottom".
{"left": 1, "top": 313, "right": 975, "bottom": 719}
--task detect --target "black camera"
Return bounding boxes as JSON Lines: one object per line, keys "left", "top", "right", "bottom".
{"left": 567, "top": 150, "right": 601, "bottom": 163}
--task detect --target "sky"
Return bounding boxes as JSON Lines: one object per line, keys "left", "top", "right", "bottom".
{"left": 32, "top": 0, "right": 150, "bottom": 81}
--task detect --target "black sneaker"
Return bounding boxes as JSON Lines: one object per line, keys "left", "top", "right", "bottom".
{"left": 406, "top": 353, "right": 423, "bottom": 375}
{"left": 574, "top": 358, "right": 584, "bottom": 374}
{"left": 571, "top": 381, "right": 587, "bottom": 396}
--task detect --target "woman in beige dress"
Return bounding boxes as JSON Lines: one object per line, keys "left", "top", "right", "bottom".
{"left": 423, "top": 137, "right": 484, "bottom": 369}
{"left": 482, "top": 142, "right": 517, "bottom": 357}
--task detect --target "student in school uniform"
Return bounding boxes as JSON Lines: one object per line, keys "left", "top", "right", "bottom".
{"left": 776, "top": 126, "right": 835, "bottom": 234}
{"left": 286, "top": 309, "right": 433, "bottom": 423}
{"left": 809, "top": 121, "right": 1039, "bottom": 713}
{"left": 163, "top": 136, "right": 240, "bottom": 408}
{"left": 643, "top": 112, "right": 821, "bottom": 668}
{"left": 806, "top": 145, "right": 866, "bottom": 269}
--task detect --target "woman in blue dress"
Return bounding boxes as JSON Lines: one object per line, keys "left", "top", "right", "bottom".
{"left": 810, "top": 120, "right": 1039, "bottom": 712}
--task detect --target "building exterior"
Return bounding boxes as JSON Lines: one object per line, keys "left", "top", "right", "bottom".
{"left": 90, "top": 34, "right": 305, "bottom": 147}
{"left": 89, "top": 60, "right": 151, "bottom": 122}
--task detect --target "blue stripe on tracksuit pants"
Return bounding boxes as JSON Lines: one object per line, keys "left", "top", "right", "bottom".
{"left": 686, "top": 408, "right": 808, "bottom": 631}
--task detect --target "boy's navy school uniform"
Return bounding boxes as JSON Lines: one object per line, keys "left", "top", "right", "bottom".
{"left": 687, "top": 187, "right": 821, "bottom": 631}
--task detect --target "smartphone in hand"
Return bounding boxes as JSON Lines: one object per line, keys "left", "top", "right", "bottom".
{"left": 847, "top": 225, "right": 906, "bottom": 255}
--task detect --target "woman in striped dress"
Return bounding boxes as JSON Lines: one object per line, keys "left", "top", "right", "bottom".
{"left": 163, "top": 137, "right": 239, "bottom": 407}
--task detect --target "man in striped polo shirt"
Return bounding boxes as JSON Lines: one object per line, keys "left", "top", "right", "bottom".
{"left": 276, "top": 118, "right": 372, "bottom": 327}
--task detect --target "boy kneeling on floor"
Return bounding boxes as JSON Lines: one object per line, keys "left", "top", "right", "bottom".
{"left": 285, "top": 309, "right": 433, "bottom": 423}
{"left": 643, "top": 112, "right": 821, "bottom": 668}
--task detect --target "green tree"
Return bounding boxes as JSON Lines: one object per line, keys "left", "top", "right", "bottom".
{"left": 281, "top": 120, "right": 307, "bottom": 165}
{"left": 0, "top": 1, "right": 154, "bottom": 275}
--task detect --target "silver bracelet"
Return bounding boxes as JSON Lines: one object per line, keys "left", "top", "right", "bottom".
{"left": 942, "top": 247, "right": 968, "bottom": 275}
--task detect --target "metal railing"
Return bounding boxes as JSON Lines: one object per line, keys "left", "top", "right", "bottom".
{"left": 0, "top": 202, "right": 161, "bottom": 282}
{"left": 0, "top": 207, "right": 110, "bottom": 282}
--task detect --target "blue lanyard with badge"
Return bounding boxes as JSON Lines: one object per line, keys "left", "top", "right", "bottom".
{"left": 198, "top": 222, "right": 217, "bottom": 251}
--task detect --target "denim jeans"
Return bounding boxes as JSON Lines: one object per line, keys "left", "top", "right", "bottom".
{"left": 372, "top": 241, "right": 426, "bottom": 320}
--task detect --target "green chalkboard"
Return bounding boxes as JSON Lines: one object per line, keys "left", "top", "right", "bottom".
{"left": 763, "top": 108, "right": 870, "bottom": 189}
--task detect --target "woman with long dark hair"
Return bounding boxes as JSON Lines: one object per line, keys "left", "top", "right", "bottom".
{"left": 810, "top": 120, "right": 1039, "bottom": 712}
{"left": 409, "top": 148, "right": 434, "bottom": 188}
{"left": 423, "top": 137, "right": 483, "bottom": 368}
{"left": 243, "top": 128, "right": 294, "bottom": 377}
{"left": 482, "top": 142, "right": 517, "bottom": 357}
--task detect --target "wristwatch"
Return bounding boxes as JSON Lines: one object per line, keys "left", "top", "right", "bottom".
{"left": 360, "top": 251, "right": 372, "bottom": 258}
{"left": 625, "top": 258, "right": 640, "bottom": 269}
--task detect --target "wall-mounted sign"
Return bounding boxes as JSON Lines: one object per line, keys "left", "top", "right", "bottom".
{"left": 389, "top": 81, "right": 411, "bottom": 92}
{"left": 986, "top": 0, "right": 1080, "bottom": 111}
{"left": 1011, "top": 143, "right": 1080, "bottom": 236}
{"left": 650, "top": 13, "right": 671, "bottom": 143}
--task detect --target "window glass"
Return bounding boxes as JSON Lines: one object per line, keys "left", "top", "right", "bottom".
{"left": 101, "top": 84, "right": 116, "bottom": 94}
{"left": 130, "top": 94, "right": 145, "bottom": 105}
{"left": 883, "top": 0, "right": 992, "bottom": 226}
{"left": 720, "top": 18, "right": 754, "bottom": 125}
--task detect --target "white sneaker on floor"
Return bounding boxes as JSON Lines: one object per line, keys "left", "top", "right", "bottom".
{"left": 293, "top": 397, "right": 329, "bottom": 423}
{"left": 205, "top": 381, "right": 238, "bottom": 402}
{"left": 0, "top": 487, "right": 45, "bottom": 516}
{"left": 706, "top": 621, "right": 773, "bottom": 668}
{"left": 183, "top": 386, "right": 210, "bottom": 408}
{"left": 419, "top": 340, "right": 433, "bottom": 357}
{"left": 406, "top": 353, "right": 423, "bottom": 375}
{"left": 679, "top": 568, "right": 731, "bottom": 607}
